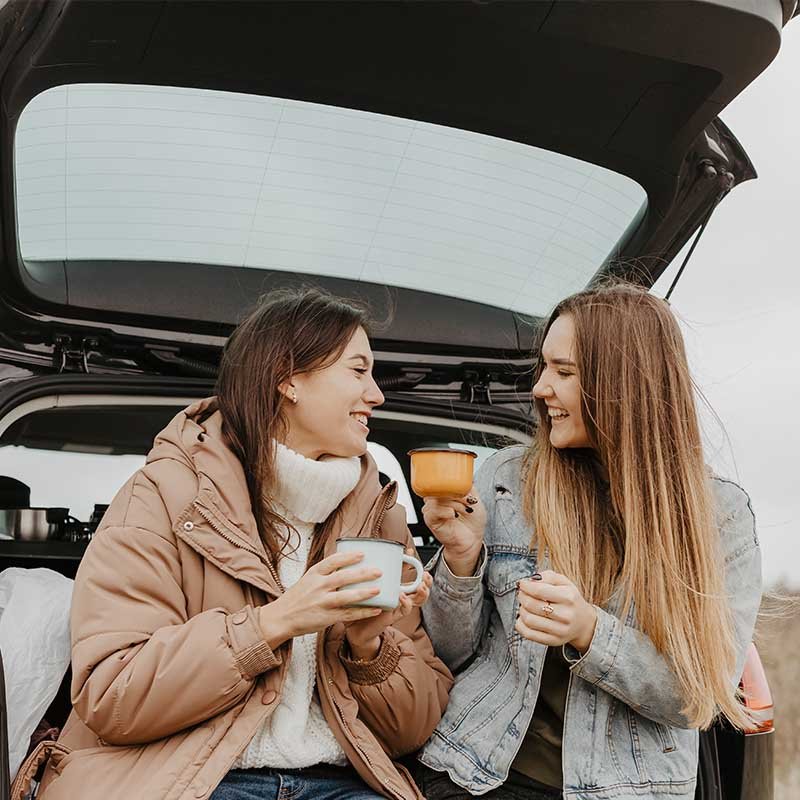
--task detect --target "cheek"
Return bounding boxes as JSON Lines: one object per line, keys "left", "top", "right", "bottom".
{"left": 302, "top": 376, "right": 361, "bottom": 422}
{"left": 563, "top": 386, "right": 581, "bottom": 417}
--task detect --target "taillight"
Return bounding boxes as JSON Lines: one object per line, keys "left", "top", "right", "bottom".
{"left": 739, "top": 643, "right": 774, "bottom": 734}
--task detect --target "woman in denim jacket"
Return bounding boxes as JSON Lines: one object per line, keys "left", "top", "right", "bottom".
{"left": 415, "top": 284, "right": 762, "bottom": 800}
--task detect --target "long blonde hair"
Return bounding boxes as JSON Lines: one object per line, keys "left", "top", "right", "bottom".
{"left": 524, "top": 283, "right": 747, "bottom": 729}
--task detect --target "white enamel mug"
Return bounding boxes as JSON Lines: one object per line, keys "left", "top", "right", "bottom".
{"left": 335, "top": 537, "right": 424, "bottom": 609}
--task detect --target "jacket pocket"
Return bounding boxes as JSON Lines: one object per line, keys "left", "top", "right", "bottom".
{"left": 486, "top": 550, "right": 537, "bottom": 654}
{"left": 486, "top": 550, "right": 537, "bottom": 596}
{"left": 654, "top": 721, "right": 678, "bottom": 753}
{"left": 440, "top": 645, "right": 514, "bottom": 736}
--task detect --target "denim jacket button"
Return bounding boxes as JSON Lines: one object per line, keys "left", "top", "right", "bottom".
{"left": 231, "top": 611, "right": 247, "bottom": 625}
{"left": 183, "top": 521, "right": 194, "bottom": 532}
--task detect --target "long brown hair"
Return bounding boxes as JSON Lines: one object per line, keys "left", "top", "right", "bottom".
{"left": 216, "top": 287, "right": 370, "bottom": 565}
{"left": 524, "top": 282, "right": 747, "bottom": 729}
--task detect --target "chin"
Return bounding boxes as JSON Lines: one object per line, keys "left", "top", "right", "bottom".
{"left": 329, "top": 439, "right": 368, "bottom": 459}
{"left": 351, "top": 437, "right": 369, "bottom": 457}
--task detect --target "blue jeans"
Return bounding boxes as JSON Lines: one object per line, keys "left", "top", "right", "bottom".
{"left": 210, "top": 764, "right": 384, "bottom": 800}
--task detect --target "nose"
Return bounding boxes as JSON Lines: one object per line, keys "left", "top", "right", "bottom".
{"left": 364, "top": 374, "right": 384, "bottom": 407}
{"left": 532, "top": 374, "right": 552, "bottom": 400}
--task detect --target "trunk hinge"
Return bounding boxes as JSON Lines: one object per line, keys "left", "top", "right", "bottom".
{"left": 460, "top": 370, "right": 494, "bottom": 404}
{"left": 53, "top": 335, "right": 97, "bottom": 374}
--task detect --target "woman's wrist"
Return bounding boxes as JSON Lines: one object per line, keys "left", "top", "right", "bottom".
{"left": 345, "top": 633, "right": 382, "bottom": 662}
{"left": 442, "top": 542, "right": 484, "bottom": 577}
{"left": 569, "top": 603, "right": 598, "bottom": 653}
{"left": 257, "top": 601, "right": 294, "bottom": 651}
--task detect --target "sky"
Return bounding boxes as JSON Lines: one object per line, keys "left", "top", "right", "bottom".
{"left": 651, "top": 23, "right": 800, "bottom": 588}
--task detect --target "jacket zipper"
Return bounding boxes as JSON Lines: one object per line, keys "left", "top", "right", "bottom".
{"left": 369, "top": 481, "right": 398, "bottom": 538}
{"left": 313, "top": 480, "right": 405, "bottom": 800}
{"left": 317, "top": 651, "right": 405, "bottom": 800}
{"left": 188, "top": 510, "right": 290, "bottom": 796}
{"left": 192, "top": 501, "right": 285, "bottom": 592}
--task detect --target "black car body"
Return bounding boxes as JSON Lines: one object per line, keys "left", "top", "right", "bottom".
{"left": 0, "top": 1, "right": 792, "bottom": 798}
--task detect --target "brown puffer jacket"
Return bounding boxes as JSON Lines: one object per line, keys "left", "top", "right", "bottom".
{"left": 31, "top": 397, "right": 452, "bottom": 800}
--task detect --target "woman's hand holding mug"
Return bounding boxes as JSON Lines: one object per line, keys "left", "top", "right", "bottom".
{"left": 421, "top": 489, "right": 487, "bottom": 576}
{"left": 343, "top": 593, "right": 414, "bottom": 660}
{"left": 343, "top": 567, "right": 433, "bottom": 660}
{"left": 335, "top": 539, "right": 425, "bottom": 660}
{"left": 257, "top": 551, "right": 385, "bottom": 650}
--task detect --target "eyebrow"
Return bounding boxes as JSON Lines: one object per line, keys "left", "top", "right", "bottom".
{"left": 542, "top": 356, "right": 576, "bottom": 367}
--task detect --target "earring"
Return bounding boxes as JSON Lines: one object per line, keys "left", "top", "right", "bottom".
{"left": 290, "top": 391, "right": 298, "bottom": 404}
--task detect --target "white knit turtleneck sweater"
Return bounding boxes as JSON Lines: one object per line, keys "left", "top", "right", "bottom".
{"left": 233, "top": 442, "right": 361, "bottom": 770}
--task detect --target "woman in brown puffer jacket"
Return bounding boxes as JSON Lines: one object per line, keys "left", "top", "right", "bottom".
{"left": 32, "top": 289, "right": 453, "bottom": 800}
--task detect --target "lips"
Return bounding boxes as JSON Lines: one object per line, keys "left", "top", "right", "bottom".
{"left": 350, "top": 412, "right": 369, "bottom": 431}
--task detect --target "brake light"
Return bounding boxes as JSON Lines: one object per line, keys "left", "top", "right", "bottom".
{"left": 739, "top": 643, "right": 774, "bottom": 734}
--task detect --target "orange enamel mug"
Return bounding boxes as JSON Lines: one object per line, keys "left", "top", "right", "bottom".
{"left": 407, "top": 447, "right": 477, "bottom": 498}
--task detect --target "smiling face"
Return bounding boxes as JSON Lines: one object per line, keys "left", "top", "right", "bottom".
{"left": 281, "top": 326, "right": 384, "bottom": 460}
{"left": 532, "top": 314, "right": 592, "bottom": 450}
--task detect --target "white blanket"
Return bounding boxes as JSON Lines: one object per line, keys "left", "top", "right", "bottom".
{"left": 0, "top": 568, "right": 73, "bottom": 780}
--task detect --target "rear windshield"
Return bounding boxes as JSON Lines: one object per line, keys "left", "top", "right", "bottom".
{"left": 15, "top": 84, "right": 646, "bottom": 318}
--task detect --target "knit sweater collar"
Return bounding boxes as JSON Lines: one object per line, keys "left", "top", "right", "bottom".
{"left": 271, "top": 441, "right": 361, "bottom": 524}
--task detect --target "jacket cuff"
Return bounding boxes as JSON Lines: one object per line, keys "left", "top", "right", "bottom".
{"left": 564, "top": 605, "right": 622, "bottom": 684}
{"left": 428, "top": 544, "right": 487, "bottom": 599}
{"left": 340, "top": 633, "right": 402, "bottom": 685}
{"left": 226, "top": 605, "right": 282, "bottom": 680}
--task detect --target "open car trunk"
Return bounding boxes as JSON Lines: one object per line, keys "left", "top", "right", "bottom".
{"left": 0, "top": 0, "right": 789, "bottom": 380}
{"left": 0, "top": 1, "right": 790, "bottom": 798}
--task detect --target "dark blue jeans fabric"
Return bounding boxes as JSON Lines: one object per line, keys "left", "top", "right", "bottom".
{"left": 209, "top": 764, "right": 384, "bottom": 800}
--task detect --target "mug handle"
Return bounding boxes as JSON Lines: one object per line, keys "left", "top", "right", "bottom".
{"left": 399, "top": 554, "right": 424, "bottom": 594}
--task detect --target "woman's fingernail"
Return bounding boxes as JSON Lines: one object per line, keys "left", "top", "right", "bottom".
{"left": 454, "top": 511, "right": 459, "bottom": 518}
{"left": 464, "top": 507, "right": 474, "bottom": 514}
{"left": 465, "top": 494, "right": 478, "bottom": 505}
{"left": 532, "top": 573, "right": 543, "bottom": 581}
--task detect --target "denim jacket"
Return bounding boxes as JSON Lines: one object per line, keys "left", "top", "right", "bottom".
{"left": 420, "top": 446, "right": 762, "bottom": 799}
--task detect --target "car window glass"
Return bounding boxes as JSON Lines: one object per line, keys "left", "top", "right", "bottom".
{"left": 0, "top": 445, "right": 144, "bottom": 522}
{"left": 15, "top": 84, "right": 646, "bottom": 317}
